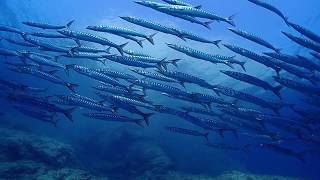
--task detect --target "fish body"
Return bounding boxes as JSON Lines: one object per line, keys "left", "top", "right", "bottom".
{"left": 131, "top": 69, "right": 177, "bottom": 83}
{"left": 112, "top": 95, "right": 154, "bottom": 109}
{"left": 29, "top": 32, "right": 68, "bottom": 39}
{"left": 264, "top": 52, "right": 320, "bottom": 71}
{"left": 0, "top": 25, "right": 25, "bottom": 35}
{"left": 22, "top": 35, "right": 71, "bottom": 54}
{"left": 14, "top": 105, "right": 57, "bottom": 126}
{"left": 282, "top": 32, "right": 320, "bottom": 53}
{"left": 229, "top": 28, "right": 280, "bottom": 52}
{"left": 22, "top": 20, "right": 74, "bottom": 29}
{"left": 274, "top": 76, "right": 320, "bottom": 96}
{"left": 93, "top": 83, "right": 144, "bottom": 101}
{"left": 20, "top": 52, "right": 66, "bottom": 70}
{"left": 7, "top": 94, "right": 75, "bottom": 121}
{"left": 123, "top": 49, "right": 152, "bottom": 57}
{"left": 128, "top": 79, "right": 188, "bottom": 96}
{"left": 167, "top": 44, "right": 233, "bottom": 68}
{"left": 206, "top": 143, "right": 248, "bottom": 152}
{"left": 9, "top": 67, "right": 77, "bottom": 92}
{"left": 260, "top": 143, "right": 304, "bottom": 162}
{"left": 104, "top": 54, "right": 164, "bottom": 69}
{"left": 181, "top": 106, "right": 222, "bottom": 119}
{"left": 120, "top": 16, "right": 183, "bottom": 39}
{"left": 166, "top": 126, "right": 209, "bottom": 141}
{"left": 83, "top": 113, "right": 144, "bottom": 126}
{"left": 162, "top": 0, "right": 199, "bottom": 7}
{"left": 69, "top": 46, "right": 110, "bottom": 53}
{"left": 57, "top": 29, "right": 128, "bottom": 55}
{"left": 287, "top": 21, "right": 320, "bottom": 44}
{"left": 0, "top": 48, "right": 20, "bottom": 56}
{"left": 66, "top": 65, "right": 124, "bottom": 88}
{"left": 55, "top": 95, "right": 111, "bottom": 112}
{"left": 3, "top": 38, "right": 37, "bottom": 47}
{"left": 248, "top": 0, "right": 288, "bottom": 24}
{"left": 156, "top": 5, "right": 235, "bottom": 26}
{"left": 223, "top": 44, "right": 280, "bottom": 74}
{"left": 96, "top": 68, "right": 137, "bottom": 80}
{"left": 87, "top": 25, "right": 155, "bottom": 44}
{"left": 221, "top": 70, "right": 282, "bottom": 98}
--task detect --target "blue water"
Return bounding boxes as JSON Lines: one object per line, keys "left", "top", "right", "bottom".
{"left": 1, "top": 0, "right": 320, "bottom": 179}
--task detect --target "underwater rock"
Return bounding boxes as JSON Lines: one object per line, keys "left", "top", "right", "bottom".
{"left": 0, "top": 160, "right": 108, "bottom": 180}
{"left": 0, "top": 128, "right": 78, "bottom": 168}
{"left": 134, "top": 170, "right": 301, "bottom": 180}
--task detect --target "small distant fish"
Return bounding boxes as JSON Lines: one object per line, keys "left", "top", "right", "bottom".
{"left": 14, "top": 105, "right": 57, "bottom": 127}
{"left": 9, "top": 67, "right": 78, "bottom": 92}
{"left": 83, "top": 113, "right": 144, "bottom": 127}
{"left": 57, "top": 29, "right": 128, "bottom": 55}
{"left": 229, "top": 28, "right": 280, "bottom": 52}
{"left": 69, "top": 45, "right": 110, "bottom": 54}
{"left": 167, "top": 43, "right": 233, "bottom": 68}
{"left": 248, "top": 0, "right": 289, "bottom": 25}
{"left": 260, "top": 143, "right": 305, "bottom": 162}
{"left": 206, "top": 143, "right": 249, "bottom": 152}
{"left": 165, "top": 126, "right": 209, "bottom": 141}
{"left": 7, "top": 94, "right": 75, "bottom": 121}
{"left": 87, "top": 25, "right": 156, "bottom": 45}
{"left": 22, "top": 20, "right": 75, "bottom": 29}
{"left": 282, "top": 32, "right": 320, "bottom": 53}
{"left": 274, "top": 76, "right": 320, "bottom": 96}
{"left": 220, "top": 70, "right": 282, "bottom": 99}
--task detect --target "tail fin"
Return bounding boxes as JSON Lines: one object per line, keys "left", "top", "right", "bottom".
{"left": 134, "top": 119, "right": 145, "bottom": 127}
{"left": 63, "top": 107, "right": 76, "bottom": 122}
{"left": 272, "top": 85, "right": 282, "bottom": 99}
{"left": 226, "top": 14, "right": 236, "bottom": 26}
{"left": 157, "top": 58, "right": 168, "bottom": 70}
{"left": 65, "top": 20, "right": 75, "bottom": 28}
{"left": 146, "top": 33, "right": 157, "bottom": 45}
{"left": 116, "top": 42, "right": 129, "bottom": 56}
{"left": 212, "top": 40, "right": 222, "bottom": 48}
{"left": 202, "top": 21, "right": 213, "bottom": 29}
{"left": 136, "top": 39, "right": 144, "bottom": 48}
{"left": 169, "top": 59, "right": 180, "bottom": 68}
{"left": 203, "top": 132, "right": 209, "bottom": 141}
{"left": 225, "top": 61, "right": 234, "bottom": 69}
{"left": 105, "top": 47, "right": 111, "bottom": 54}
{"left": 142, "top": 112, "right": 154, "bottom": 126}
{"left": 66, "top": 83, "right": 79, "bottom": 92}
{"left": 238, "top": 61, "right": 246, "bottom": 71}
{"left": 274, "top": 48, "right": 281, "bottom": 53}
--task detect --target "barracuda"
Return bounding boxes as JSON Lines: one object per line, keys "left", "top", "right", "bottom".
{"left": 57, "top": 29, "right": 128, "bottom": 55}
{"left": 22, "top": 20, "right": 75, "bottom": 29}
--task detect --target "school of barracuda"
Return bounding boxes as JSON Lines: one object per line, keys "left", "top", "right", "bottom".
{"left": 0, "top": 0, "right": 320, "bottom": 162}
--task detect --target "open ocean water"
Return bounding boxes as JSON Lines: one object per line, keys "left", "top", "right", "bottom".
{"left": 0, "top": 0, "right": 320, "bottom": 179}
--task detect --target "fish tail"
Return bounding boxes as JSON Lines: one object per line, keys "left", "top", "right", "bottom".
{"left": 116, "top": 42, "right": 129, "bottom": 56}
{"left": 65, "top": 64, "right": 75, "bottom": 76}
{"left": 203, "top": 132, "right": 209, "bottom": 141}
{"left": 147, "top": 33, "right": 157, "bottom": 45}
{"left": 142, "top": 112, "right": 154, "bottom": 126}
{"left": 136, "top": 39, "right": 144, "bottom": 48}
{"left": 63, "top": 107, "right": 76, "bottom": 122}
{"left": 158, "top": 58, "right": 168, "bottom": 70}
{"left": 202, "top": 21, "right": 213, "bottom": 29}
{"left": 66, "top": 83, "right": 79, "bottom": 92}
{"left": 105, "top": 47, "right": 111, "bottom": 54}
{"left": 226, "top": 14, "right": 236, "bottom": 26}
{"left": 225, "top": 61, "right": 234, "bottom": 69}
{"left": 169, "top": 58, "right": 181, "bottom": 68}
{"left": 135, "top": 119, "right": 145, "bottom": 127}
{"left": 212, "top": 40, "right": 222, "bottom": 48}
{"left": 274, "top": 48, "right": 281, "bottom": 53}
{"left": 65, "top": 20, "right": 75, "bottom": 28}
{"left": 238, "top": 61, "right": 246, "bottom": 71}
{"left": 272, "top": 85, "right": 283, "bottom": 99}
{"left": 210, "top": 85, "right": 220, "bottom": 96}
